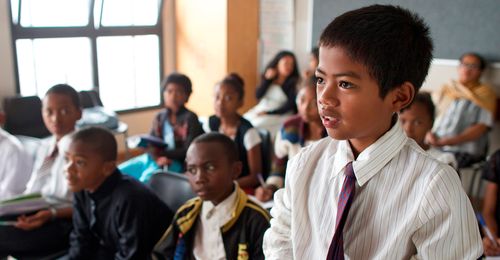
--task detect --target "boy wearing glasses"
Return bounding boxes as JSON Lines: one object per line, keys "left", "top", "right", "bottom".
{"left": 153, "top": 133, "right": 270, "bottom": 260}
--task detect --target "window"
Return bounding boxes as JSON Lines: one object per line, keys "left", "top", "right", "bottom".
{"left": 10, "top": 0, "right": 163, "bottom": 111}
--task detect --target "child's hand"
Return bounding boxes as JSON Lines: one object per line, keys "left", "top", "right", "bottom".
{"left": 156, "top": 156, "right": 172, "bottom": 167}
{"left": 15, "top": 210, "right": 51, "bottom": 230}
{"left": 257, "top": 111, "right": 268, "bottom": 116}
{"left": 147, "top": 145, "right": 164, "bottom": 159}
{"left": 425, "top": 132, "right": 440, "bottom": 146}
{"left": 264, "top": 68, "right": 277, "bottom": 80}
{"left": 255, "top": 186, "right": 274, "bottom": 202}
{"left": 483, "top": 237, "right": 500, "bottom": 256}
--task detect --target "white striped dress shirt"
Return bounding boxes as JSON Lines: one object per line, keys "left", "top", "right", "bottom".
{"left": 263, "top": 122, "right": 482, "bottom": 259}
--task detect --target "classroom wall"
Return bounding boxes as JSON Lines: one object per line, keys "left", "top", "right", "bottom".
{"left": 0, "top": 0, "right": 16, "bottom": 108}
{"left": 311, "top": 0, "right": 500, "bottom": 61}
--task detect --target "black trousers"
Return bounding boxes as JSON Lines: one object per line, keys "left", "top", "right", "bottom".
{"left": 0, "top": 219, "right": 72, "bottom": 258}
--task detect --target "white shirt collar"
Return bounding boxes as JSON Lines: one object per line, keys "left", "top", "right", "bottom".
{"left": 330, "top": 121, "right": 408, "bottom": 186}
{"left": 200, "top": 182, "right": 239, "bottom": 225}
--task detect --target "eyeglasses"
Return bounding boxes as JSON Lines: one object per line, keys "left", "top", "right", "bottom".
{"left": 459, "top": 63, "right": 481, "bottom": 70}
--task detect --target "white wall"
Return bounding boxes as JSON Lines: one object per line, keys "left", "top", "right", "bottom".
{"left": 0, "top": 0, "right": 17, "bottom": 109}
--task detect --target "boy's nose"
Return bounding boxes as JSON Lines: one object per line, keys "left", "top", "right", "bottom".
{"left": 317, "top": 84, "right": 339, "bottom": 108}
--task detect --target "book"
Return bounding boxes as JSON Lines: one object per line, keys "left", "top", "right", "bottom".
{"left": 127, "top": 134, "right": 168, "bottom": 149}
{"left": 0, "top": 193, "right": 71, "bottom": 217}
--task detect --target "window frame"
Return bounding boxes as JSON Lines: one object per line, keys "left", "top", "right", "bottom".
{"left": 8, "top": 0, "right": 165, "bottom": 113}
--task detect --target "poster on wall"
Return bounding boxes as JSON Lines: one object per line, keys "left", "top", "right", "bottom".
{"left": 259, "top": 0, "right": 295, "bottom": 71}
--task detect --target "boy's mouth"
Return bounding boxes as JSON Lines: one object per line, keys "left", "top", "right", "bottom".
{"left": 321, "top": 115, "right": 340, "bottom": 128}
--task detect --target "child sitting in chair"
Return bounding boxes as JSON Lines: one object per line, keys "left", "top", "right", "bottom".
{"left": 153, "top": 133, "right": 270, "bottom": 259}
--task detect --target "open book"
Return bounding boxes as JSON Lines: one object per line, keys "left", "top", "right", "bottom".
{"left": 0, "top": 193, "right": 72, "bottom": 217}
{"left": 127, "top": 135, "right": 167, "bottom": 149}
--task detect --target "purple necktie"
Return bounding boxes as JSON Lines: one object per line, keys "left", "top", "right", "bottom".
{"left": 326, "top": 161, "right": 356, "bottom": 260}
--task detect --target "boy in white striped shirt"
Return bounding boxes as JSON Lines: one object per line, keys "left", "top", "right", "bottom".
{"left": 263, "top": 4, "right": 482, "bottom": 259}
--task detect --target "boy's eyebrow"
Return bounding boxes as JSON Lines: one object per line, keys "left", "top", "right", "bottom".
{"left": 316, "top": 67, "right": 362, "bottom": 79}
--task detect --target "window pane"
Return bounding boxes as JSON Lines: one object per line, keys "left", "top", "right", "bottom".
{"left": 20, "top": 0, "right": 90, "bottom": 27}
{"left": 97, "top": 35, "right": 160, "bottom": 111}
{"left": 16, "top": 38, "right": 93, "bottom": 97}
{"left": 10, "top": 0, "right": 19, "bottom": 24}
{"left": 101, "top": 0, "right": 159, "bottom": 26}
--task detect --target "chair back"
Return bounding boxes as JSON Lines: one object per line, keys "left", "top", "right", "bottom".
{"left": 257, "top": 128, "right": 272, "bottom": 179}
{"left": 3, "top": 95, "right": 50, "bottom": 138}
{"left": 78, "top": 90, "right": 103, "bottom": 108}
{"left": 148, "top": 171, "right": 196, "bottom": 212}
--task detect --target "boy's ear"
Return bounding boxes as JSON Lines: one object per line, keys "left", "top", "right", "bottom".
{"left": 102, "top": 161, "right": 117, "bottom": 176}
{"left": 389, "top": 81, "right": 415, "bottom": 112}
{"left": 232, "top": 161, "right": 243, "bottom": 180}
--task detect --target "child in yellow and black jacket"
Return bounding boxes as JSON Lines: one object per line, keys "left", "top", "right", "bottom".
{"left": 153, "top": 133, "right": 270, "bottom": 260}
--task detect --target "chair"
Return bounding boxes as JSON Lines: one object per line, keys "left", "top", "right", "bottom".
{"left": 147, "top": 171, "right": 196, "bottom": 213}
{"left": 78, "top": 90, "right": 130, "bottom": 158}
{"left": 257, "top": 128, "right": 273, "bottom": 180}
{"left": 3, "top": 95, "right": 50, "bottom": 138}
{"left": 79, "top": 90, "right": 103, "bottom": 108}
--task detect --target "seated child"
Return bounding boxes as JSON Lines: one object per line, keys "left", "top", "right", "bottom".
{"left": 0, "top": 84, "right": 81, "bottom": 258}
{"left": 0, "top": 111, "right": 33, "bottom": 198}
{"left": 203, "top": 73, "right": 262, "bottom": 190}
{"left": 243, "top": 51, "right": 300, "bottom": 138}
{"left": 119, "top": 73, "right": 204, "bottom": 182}
{"left": 263, "top": 5, "right": 481, "bottom": 259}
{"left": 399, "top": 92, "right": 457, "bottom": 169}
{"left": 303, "top": 47, "right": 319, "bottom": 79}
{"left": 255, "top": 76, "right": 326, "bottom": 202}
{"left": 153, "top": 133, "right": 270, "bottom": 259}
{"left": 482, "top": 149, "right": 500, "bottom": 256}
{"left": 65, "top": 127, "right": 173, "bottom": 259}
{"left": 427, "top": 52, "right": 496, "bottom": 168}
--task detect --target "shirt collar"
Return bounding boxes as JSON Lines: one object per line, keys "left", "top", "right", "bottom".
{"left": 331, "top": 120, "right": 408, "bottom": 187}
{"left": 201, "top": 182, "right": 239, "bottom": 223}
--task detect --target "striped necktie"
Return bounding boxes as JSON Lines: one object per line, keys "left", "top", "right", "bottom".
{"left": 326, "top": 161, "right": 356, "bottom": 260}
{"left": 37, "top": 145, "right": 59, "bottom": 176}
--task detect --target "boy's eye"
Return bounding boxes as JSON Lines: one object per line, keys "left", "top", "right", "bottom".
{"left": 76, "top": 160, "right": 86, "bottom": 167}
{"left": 338, "top": 81, "right": 353, "bottom": 89}
{"left": 186, "top": 166, "right": 197, "bottom": 175}
{"left": 316, "top": 77, "right": 324, "bottom": 85}
{"left": 204, "top": 163, "right": 215, "bottom": 172}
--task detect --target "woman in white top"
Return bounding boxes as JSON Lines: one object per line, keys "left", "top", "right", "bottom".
{"left": 244, "top": 50, "right": 300, "bottom": 138}
{"left": 204, "top": 73, "right": 262, "bottom": 193}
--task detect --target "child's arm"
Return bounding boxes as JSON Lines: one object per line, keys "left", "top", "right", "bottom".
{"left": 14, "top": 207, "right": 72, "bottom": 230}
{"left": 161, "top": 113, "right": 204, "bottom": 162}
{"left": 265, "top": 85, "right": 297, "bottom": 115}
{"left": 255, "top": 78, "right": 274, "bottom": 99}
{"left": 263, "top": 152, "right": 299, "bottom": 258}
{"left": 411, "top": 167, "right": 482, "bottom": 259}
{"left": 67, "top": 196, "right": 98, "bottom": 259}
{"left": 237, "top": 143, "right": 262, "bottom": 189}
{"left": 152, "top": 224, "right": 179, "bottom": 260}
{"left": 248, "top": 211, "right": 271, "bottom": 260}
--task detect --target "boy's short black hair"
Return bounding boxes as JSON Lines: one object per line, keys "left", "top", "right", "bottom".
{"left": 220, "top": 73, "right": 245, "bottom": 100}
{"left": 192, "top": 132, "right": 239, "bottom": 163}
{"left": 319, "top": 5, "right": 433, "bottom": 98}
{"left": 45, "top": 84, "right": 81, "bottom": 109}
{"left": 161, "top": 73, "right": 193, "bottom": 98}
{"left": 460, "top": 52, "right": 487, "bottom": 71}
{"left": 400, "top": 92, "right": 435, "bottom": 123}
{"left": 71, "top": 127, "right": 117, "bottom": 161}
